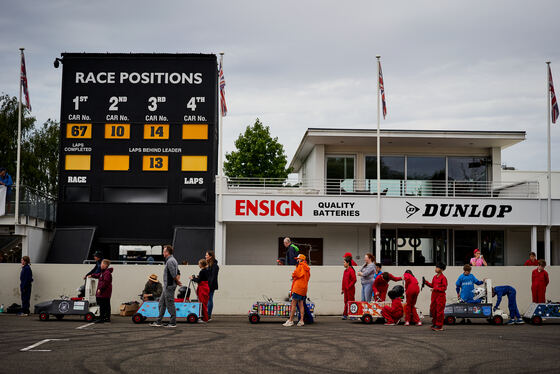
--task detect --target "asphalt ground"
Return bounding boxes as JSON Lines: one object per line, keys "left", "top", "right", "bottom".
{"left": 1, "top": 314, "right": 559, "bottom": 374}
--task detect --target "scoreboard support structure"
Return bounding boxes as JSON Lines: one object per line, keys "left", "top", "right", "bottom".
{"left": 48, "top": 53, "right": 218, "bottom": 264}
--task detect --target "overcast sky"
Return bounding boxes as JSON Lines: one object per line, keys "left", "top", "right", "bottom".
{"left": 1, "top": 0, "right": 559, "bottom": 171}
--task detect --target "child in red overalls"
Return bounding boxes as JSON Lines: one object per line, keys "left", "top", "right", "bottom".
{"left": 531, "top": 259, "right": 549, "bottom": 303}
{"left": 424, "top": 262, "right": 447, "bottom": 331}
{"left": 403, "top": 270, "right": 421, "bottom": 326}
{"left": 381, "top": 289, "right": 404, "bottom": 325}
{"left": 341, "top": 256, "right": 356, "bottom": 320}
{"left": 373, "top": 271, "right": 402, "bottom": 301}
{"left": 191, "top": 259, "right": 210, "bottom": 322}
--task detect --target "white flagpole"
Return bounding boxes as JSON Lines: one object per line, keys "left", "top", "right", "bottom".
{"left": 375, "top": 55, "right": 381, "bottom": 263}
{"left": 545, "top": 61, "right": 552, "bottom": 264}
{"left": 15, "top": 48, "right": 24, "bottom": 225}
{"left": 218, "top": 53, "right": 224, "bottom": 223}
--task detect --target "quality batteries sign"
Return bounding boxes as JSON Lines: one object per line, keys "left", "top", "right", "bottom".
{"left": 223, "top": 196, "right": 376, "bottom": 223}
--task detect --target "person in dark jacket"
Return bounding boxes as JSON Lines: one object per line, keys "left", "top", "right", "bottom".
{"left": 284, "top": 237, "right": 299, "bottom": 266}
{"left": 191, "top": 259, "right": 210, "bottom": 322}
{"left": 89, "top": 259, "right": 113, "bottom": 323}
{"left": 205, "top": 251, "right": 219, "bottom": 320}
{"left": 84, "top": 251, "right": 103, "bottom": 279}
{"left": 142, "top": 274, "right": 163, "bottom": 301}
{"left": 19, "top": 256, "right": 33, "bottom": 316}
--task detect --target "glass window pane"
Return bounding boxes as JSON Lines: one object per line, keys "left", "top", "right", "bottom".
{"left": 454, "top": 230, "right": 478, "bottom": 266}
{"left": 397, "top": 229, "right": 447, "bottom": 266}
{"left": 326, "top": 156, "right": 354, "bottom": 179}
{"left": 448, "top": 157, "right": 489, "bottom": 181}
{"left": 372, "top": 229, "right": 397, "bottom": 265}
{"left": 481, "top": 231, "right": 504, "bottom": 266}
{"left": 365, "top": 156, "right": 404, "bottom": 179}
{"left": 407, "top": 156, "right": 445, "bottom": 180}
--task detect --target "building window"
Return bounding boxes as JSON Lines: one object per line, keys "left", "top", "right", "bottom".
{"left": 397, "top": 229, "right": 447, "bottom": 266}
{"left": 365, "top": 156, "right": 405, "bottom": 195}
{"left": 454, "top": 230, "right": 478, "bottom": 266}
{"left": 447, "top": 157, "right": 489, "bottom": 182}
{"left": 406, "top": 156, "right": 445, "bottom": 196}
{"left": 480, "top": 230, "right": 504, "bottom": 266}
{"left": 277, "top": 237, "right": 323, "bottom": 265}
{"left": 372, "top": 229, "right": 397, "bottom": 265}
{"left": 326, "top": 155, "right": 355, "bottom": 194}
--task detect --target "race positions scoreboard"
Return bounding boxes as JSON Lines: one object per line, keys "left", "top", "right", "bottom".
{"left": 51, "top": 53, "right": 218, "bottom": 263}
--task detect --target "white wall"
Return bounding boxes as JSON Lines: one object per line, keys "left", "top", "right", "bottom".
{"left": 226, "top": 223, "right": 371, "bottom": 265}
{"left": 1, "top": 264, "right": 558, "bottom": 316}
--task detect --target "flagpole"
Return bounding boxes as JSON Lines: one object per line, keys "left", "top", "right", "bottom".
{"left": 216, "top": 52, "right": 225, "bottom": 264}
{"left": 15, "top": 48, "right": 24, "bottom": 225}
{"left": 375, "top": 55, "right": 381, "bottom": 263}
{"left": 545, "top": 61, "right": 552, "bottom": 264}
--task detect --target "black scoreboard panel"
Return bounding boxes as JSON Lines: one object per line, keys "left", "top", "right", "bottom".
{"left": 52, "top": 53, "right": 218, "bottom": 263}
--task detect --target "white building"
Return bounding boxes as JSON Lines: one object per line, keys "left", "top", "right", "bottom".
{"left": 215, "top": 128, "right": 560, "bottom": 266}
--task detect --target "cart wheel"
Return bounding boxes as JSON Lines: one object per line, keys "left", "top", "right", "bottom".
{"left": 132, "top": 313, "right": 143, "bottom": 324}
{"left": 142, "top": 316, "right": 147, "bottom": 322}
{"left": 249, "top": 313, "right": 260, "bottom": 324}
{"left": 493, "top": 315, "right": 504, "bottom": 325}
{"left": 85, "top": 312, "right": 95, "bottom": 322}
{"left": 39, "top": 312, "right": 49, "bottom": 321}
{"left": 531, "top": 316, "right": 543, "bottom": 325}
{"left": 55, "top": 314, "right": 64, "bottom": 320}
{"left": 187, "top": 313, "right": 198, "bottom": 323}
{"left": 362, "top": 314, "right": 373, "bottom": 324}
{"left": 445, "top": 316, "right": 456, "bottom": 325}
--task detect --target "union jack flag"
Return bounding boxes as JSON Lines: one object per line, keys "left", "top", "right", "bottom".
{"left": 219, "top": 60, "right": 227, "bottom": 117}
{"left": 549, "top": 65, "right": 558, "bottom": 124}
{"left": 21, "top": 51, "right": 31, "bottom": 111}
{"left": 378, "top": 60, "right": 386, "bottom": 119}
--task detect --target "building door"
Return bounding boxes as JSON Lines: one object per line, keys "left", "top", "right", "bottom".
{"left": 454, "top": 230, "right": 478, "bottom": 266}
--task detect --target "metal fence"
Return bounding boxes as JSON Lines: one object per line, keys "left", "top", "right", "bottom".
{"left": 226, "top": 177, "right": 540, "bottom": 199}
{"left": 4, "top": 185, "right": 57, "bottom": 222}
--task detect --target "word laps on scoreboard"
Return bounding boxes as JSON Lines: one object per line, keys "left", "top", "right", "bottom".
{"left": 55, "top": 53, "right": 218, "bottom": 256}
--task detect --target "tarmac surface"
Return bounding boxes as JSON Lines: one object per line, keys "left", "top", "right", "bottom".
{"left": 1, "top": 314, "right": 559, "bottom": 374}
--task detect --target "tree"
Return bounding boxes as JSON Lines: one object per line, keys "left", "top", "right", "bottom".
{"left": 0, "top": 94, "right": 60, "bottom": 196}
{"left": 224, "top": 118, "right": 292, "bottom": 179}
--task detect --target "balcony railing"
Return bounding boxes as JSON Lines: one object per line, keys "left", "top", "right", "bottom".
{"left": 226, "top": 177, "right": 540, "bottom": 199}
{"left": 3, "top": 185, "right": 57, "bottom": 222}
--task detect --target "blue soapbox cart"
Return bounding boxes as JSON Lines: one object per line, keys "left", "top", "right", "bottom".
{"left": 132, "top": 281, "right": 201, "bottom": 324}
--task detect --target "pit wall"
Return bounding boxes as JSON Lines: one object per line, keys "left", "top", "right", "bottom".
{"left": 0, "top": 264, "right": 557, "bottom": 316}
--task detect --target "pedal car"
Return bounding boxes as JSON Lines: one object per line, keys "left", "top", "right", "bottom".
{"left": 248, "top": 296, "right": 315, "bottom": 324}
{"left": 132, "top": 280, "right": 201, "bottom": 324}
{"left": 443, "top": 279, "right": 508, "bottom": 325}
{"left": 346, "top": 300, "right": 390, "bottom": 323}
{"left": 34, "top": 278, "right": 100, "bottom": 322}
{"left": 523, "top": 302, "right": 560, "bottom": 325}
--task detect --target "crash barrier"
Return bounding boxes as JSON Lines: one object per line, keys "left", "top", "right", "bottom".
{"left": 0, "top": 264, "right": 558, "bottom": 315}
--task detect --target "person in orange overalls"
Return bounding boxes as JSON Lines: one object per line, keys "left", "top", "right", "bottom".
{"left": 191, "top": 259, "right": 210, "bottom": 322}
{"left": 341, "top": 256, "right": 356, "bottom": 319}
{"left": 531, "top": 259, "right": 549, "bottom": 303}
{"left": 403, "top": 270, "right": 421, "bottom": 326}
{"left": 424, "top": 262, "right": 448, "bottom": 331}
{"left": 381, "top": 289, "right": 404, "bottom": 325}
{"left": 283, "top": 254, "right": 311, "bottom": 327}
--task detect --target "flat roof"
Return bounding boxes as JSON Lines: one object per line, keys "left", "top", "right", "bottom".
{"left": 289, "top": 128, "right": 526, "bottom": 171}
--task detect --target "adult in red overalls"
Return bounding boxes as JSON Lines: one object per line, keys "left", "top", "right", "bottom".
{"left": 531, "top": 259, "right": 549, "bottom": 303}
{"left": 424, "top": 262, "right": 448, "bottom": 331}
{"left": 341, "top": 257, "right": 356, "bottom": 319}
{"left": 403, "top": 270, "right": 421, "bottom": 326}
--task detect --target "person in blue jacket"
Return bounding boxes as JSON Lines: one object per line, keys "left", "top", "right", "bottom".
{"left": 283, "top": 237, "right": 299, "bottom": 266}
{"left": 456, "top": 264, "right": 484, "bottom": 302}
{"left": 83, "top": 251, "right": 104, "bottom": 279}
{"left": 0, "top": 167, "right": 13, "bottom": 194}
{"left": 493, "top": 285, "right": 524, "bottom": 325}
{"left": 19, "top": 256, "right": 33, "bottom": 316}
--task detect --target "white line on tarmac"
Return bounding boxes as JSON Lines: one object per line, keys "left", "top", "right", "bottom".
{"left": 20, "top": 339, "right": 69, "bottom": 352}
{"left": 76, "top": 322, "right": 95, "bottom": 330}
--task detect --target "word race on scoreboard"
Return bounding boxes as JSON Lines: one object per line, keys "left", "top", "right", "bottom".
{"left": 53, "top": 53, "right": 218, "bottom": 263}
